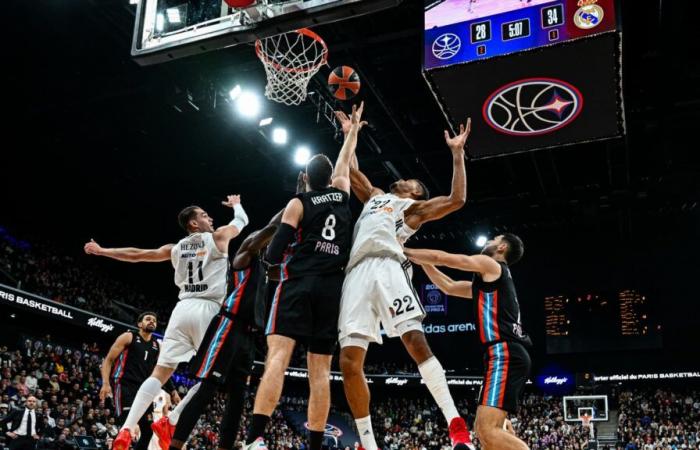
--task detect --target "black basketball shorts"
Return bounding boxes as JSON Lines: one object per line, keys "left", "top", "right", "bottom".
{"left": 478, "top": 341, "right": 531, "bottom": 414}
{"left": 190, "top": 313, "right": 255, "bottom": 385}
{"left": 264, "top": 272, "right": 343, "bottom": 354}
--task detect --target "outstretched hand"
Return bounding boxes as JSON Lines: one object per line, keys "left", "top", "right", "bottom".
{"left": 444, "top": 117, "right": 472, "bottom": 153}
{"left": 334, "top": 101, "right": 368, "bottom": 135}
{"left": 84, "top": 239, "right": 103, "bottom": 256}
{"left": 221, "top": 195, "right": 241, "bottom": 208}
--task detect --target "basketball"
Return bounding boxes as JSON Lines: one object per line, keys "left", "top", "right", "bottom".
{"left": 224, "top": 0, "right": 255, "bottom": 8}
{"left": 328, "top": 65, "right": 361, "bottom": 101}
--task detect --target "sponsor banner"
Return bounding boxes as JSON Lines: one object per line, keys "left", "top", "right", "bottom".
{"left": 262, "top": 362, "right": 483, "bottom": 387}
{"left": 536, "top": 372, "right": 575, "bottom": 394}
{"left": 592, "top": 372, "right": 700, "bottom": 383}
{"left": 423, "top": 322, "right": 476, "bottom": 335}
{"left": 421, "top": 283, "right": 448, "bottom": 314}
{"left": 0, "top": 283, "right": 136, "bottom": 337}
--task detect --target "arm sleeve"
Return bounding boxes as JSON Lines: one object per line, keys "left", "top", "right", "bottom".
{"left": 163, "top": 379, "right": 176, "bottom": 393}
{"left": 264, "top": 223, "right": 296, "bottom": 265}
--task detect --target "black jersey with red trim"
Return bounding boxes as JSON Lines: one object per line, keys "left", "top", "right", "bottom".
{"left": 472, "top": 261, "right": 532, "bottom": 347}
{"left": 224, "top": 257, "right": 265, "bottom": 328}
{"left": 281, "top": 187, "right": 352, "bottom": 279}
{"left": 110, "top": 330, "right": 160, "bottom": 386}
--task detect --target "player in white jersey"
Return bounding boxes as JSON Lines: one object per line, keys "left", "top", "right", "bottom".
{"left": 83, "top": 195, "right": 249, "bottom": 450}
{"left": 334, "top": 112, "right": 474, "bottom": 450}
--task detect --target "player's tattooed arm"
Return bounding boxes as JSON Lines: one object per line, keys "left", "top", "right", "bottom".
{"left": 99, "top": 332, "right": 133, "bottom": 400}
{"left": 404, "top": 118, "right": 471, "bottom": 229}
{"left": 214, "top": 194, "right": 249, "bottom": 252}
{"left": 333, "top": 102, "right": 367, "bottom": 194}
{"left": 420, "top": 264, "right": 472, "bottom": 299}
{"left": 233, "top": 209, "right": 285, "bottom": 270}
{"left": 404, "top": 247, "right": 499, "bottom": 279}
{"left": 84, "top": 240, "right": 174, "bottom": 263}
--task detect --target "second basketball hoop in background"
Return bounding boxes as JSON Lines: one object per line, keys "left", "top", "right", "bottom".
{"left": 328, "top": 66, "right": 361, "bottom": 100}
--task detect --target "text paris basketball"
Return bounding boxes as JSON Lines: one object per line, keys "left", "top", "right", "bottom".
{"left": 310, "top": 191, "right": 344, "bottom": 256}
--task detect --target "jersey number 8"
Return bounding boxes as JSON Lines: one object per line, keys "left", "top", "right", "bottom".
{"left": 322, "top": 214, "right": 336, "bottom": 241}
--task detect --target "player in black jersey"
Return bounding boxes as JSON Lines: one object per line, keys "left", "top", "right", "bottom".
{"left": 405, "top": 234, "right": 532, "bottom": 450}
{"left": 244, "top": 103, "right": 366, "bottom": 450}
{"left": 100, "top": 312, "right": 178, "bottom": 450}
{"left": 149, "top": 211, "right": 285, "bottom": 450}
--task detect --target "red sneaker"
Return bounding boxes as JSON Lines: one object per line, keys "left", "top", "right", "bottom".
{"left": 112, "top": 428, "right": 132, "bottom": 450}
{"left": 151, "top": 416, "right": 175, "bottom": 450}
{"left": 448, "top": 417, "right": 474, "bottom": 450}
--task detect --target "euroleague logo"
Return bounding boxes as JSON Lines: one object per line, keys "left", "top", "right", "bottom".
{"left": 574, "top": 0, "right": 604, "bottom": 30}
{"left": 483, "top": 78, "right": 583, "bottom": 136}
{"left": 304, "top": 422, "right": 343, "bottom": 438}
{"left": 427, "top": 290, "right": 442, "bottom": 305}
{"left": 432, "top": 33, "right": 461, "bottom": 60}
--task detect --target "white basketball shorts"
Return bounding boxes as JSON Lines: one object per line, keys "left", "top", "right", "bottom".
{"left": 339, "top": 256, "right": 425, "bottom": 346}
{"left": 157, "top": 298, "right": 220, "bottom": 368}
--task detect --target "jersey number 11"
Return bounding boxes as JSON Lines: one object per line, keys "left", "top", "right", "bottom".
{"left": 187, "top": 261, "right": 204, "bottom": 283}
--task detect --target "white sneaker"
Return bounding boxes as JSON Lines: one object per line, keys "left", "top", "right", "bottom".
{"left": 244, "top": 437, "right": 268, "bottom": 450}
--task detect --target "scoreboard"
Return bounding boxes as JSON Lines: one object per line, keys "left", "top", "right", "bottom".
{"left": 424, "top": 0, "right": 617, "bottom": 69}
{"left": 422, "top": 0, "right": 624, "bottom": 159}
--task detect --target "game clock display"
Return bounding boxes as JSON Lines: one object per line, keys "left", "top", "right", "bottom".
{"left": 424, "top": 0, "right": 617, "bottom": 69}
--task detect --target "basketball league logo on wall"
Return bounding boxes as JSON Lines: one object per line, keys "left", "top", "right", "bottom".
{"left": 304, "top": 422, "right": 343, "bottom": 438}
{"left": 482, "top": 78, "right": 583, "bottom": 136}
{"left": 574, "top": 0, "right": 604, "bottom": 30}
{"left": 432, "top": 33, "right": 461, "bottom": 60}
{"left": 423, "top": 286, "right": 447, "bottom": 314}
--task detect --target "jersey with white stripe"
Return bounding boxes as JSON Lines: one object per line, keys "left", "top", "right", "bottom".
{"left": 171, "top": 232, "right": 228, "bottom": 304}
{"left": 347, "top": 193, "right": 417, "bottom": 271}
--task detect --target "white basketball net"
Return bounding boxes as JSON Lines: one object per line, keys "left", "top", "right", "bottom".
{"left": 255, "top": 28, "right": 328, "bottom": 106}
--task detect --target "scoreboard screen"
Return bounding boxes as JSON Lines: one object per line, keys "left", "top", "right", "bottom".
{"left": 424, "top": 0, "right": 617, "bottom": 69}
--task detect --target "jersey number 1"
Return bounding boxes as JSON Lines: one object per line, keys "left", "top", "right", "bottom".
{"left": 188, "top": 261, "right": 204, "bottom": 284}
{"left": 322, "top": 214, "right": 336, "bottom": 241}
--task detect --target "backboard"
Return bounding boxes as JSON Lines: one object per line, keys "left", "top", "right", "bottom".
{"left": 563, "top": 395, "right": 609, "bottom": 422}
{"left": 132, "top": 0, "right": 403, "bottom": 65}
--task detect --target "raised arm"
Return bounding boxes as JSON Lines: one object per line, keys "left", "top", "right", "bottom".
{"left": 232, "top": 208, "right": 284, "bottom": 270}
{"left": 404, "top": 118, "right": 471, "bottom": 229}
{"left": 264, "top": 198, "right": 303, "bottom": 265}
{"left": 332, "top": 103, "right": 367, "bottom": 194}
{"left": 421, "top": 264, "right": 472, "bottom": 299}
{"left": 99, "top": 332, "right": 132, "bottom": 400}
{"left": 84, "top": 240, "right": 173, "bottom": 263}
{"left": 349, "top": 167, "right": 384, "bottom": 203}
{"left": 335, "top": 107, "right": 383, "bottom": 203}
{"left": 213, "top": 194, "right": 249, "bottom": 253}
{"left": 404, "top": 247, "right": 500, "bottom": 279}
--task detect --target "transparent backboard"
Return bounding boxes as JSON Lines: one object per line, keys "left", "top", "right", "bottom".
{"left": 563, "top": 395, "right": 609, "bottom": 422}
{"left": 132, "top": 0, "right": 403, "bottom": 65}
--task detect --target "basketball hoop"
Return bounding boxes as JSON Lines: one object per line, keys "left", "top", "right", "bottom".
{"left": 255, "top": 28, "right": 329, "bottom": 105}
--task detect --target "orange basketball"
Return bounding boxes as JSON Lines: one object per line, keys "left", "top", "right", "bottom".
{"left": 328, "top": 66, "right": 361, "bottom": 101}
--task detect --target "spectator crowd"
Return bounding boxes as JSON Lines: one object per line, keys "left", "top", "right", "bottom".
{"left": 0, "top": 228, "right": 170, "bottom": 324}
{"left": 1, "top": 336, "right": 699, "bottom": 450}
